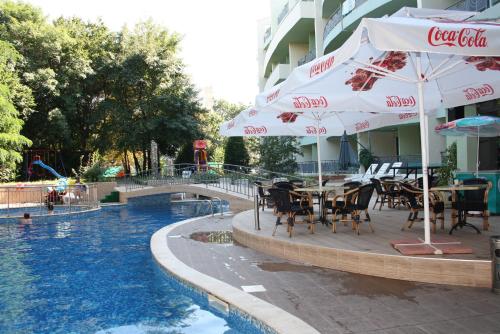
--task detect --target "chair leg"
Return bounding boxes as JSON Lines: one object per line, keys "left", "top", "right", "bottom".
{"left": 483, "top": 210, "right": 489, "bottom": 231}
{"left": 379, "top": 195, "right": 385, "bottom": 211}
{"left": 287, "top": 215, "right": 294, "bottom": 238}
{"left": 373, "top": 195, "right": 379, "bottom": 210}
{"left": 272, "top": 214, "right": 282, "bottom": 236}
{"left": 403, "top": 210, "right": 415, "bottom": 231}
{"left": 368, "top": 221, "right": 375, "bottom": 233}
{"left": 365, "top": 209, "right": 371, "bottom": 222}
{"left": 355, "top": 214, "right": 361, "bottom": 235}
{"left": 431, "top": 212, "right": 436, "bottom": 233}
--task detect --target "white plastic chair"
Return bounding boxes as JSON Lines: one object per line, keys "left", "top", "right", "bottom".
{"left": 346, "top": 163, "right": 378, "bottom": 182}
{"left": 373, "top": 162, "right": 391, "bottom": 179}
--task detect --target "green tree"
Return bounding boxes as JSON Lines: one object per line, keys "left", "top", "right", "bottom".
{"left": 174, "top": 143, "right": 194, "bottom": 165}
{"left": 224, "top": 137, "right": 249, "bottom": 167}
{"left": 0, "top": 40, "right": 32, "bottom": 180}
{"left": 98, "top": 21, "right": 204, "bottom": 172}
{"left": 259, "top": 137, "right": 301, "bottom": 174}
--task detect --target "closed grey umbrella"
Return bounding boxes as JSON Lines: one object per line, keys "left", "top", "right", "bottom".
{"left": 338, "top": 131, "right": 358, "bottom": 171}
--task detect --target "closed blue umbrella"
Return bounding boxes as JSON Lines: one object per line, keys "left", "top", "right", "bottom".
{"left": 338, "top": 131, "right": 358, "bottom": 171}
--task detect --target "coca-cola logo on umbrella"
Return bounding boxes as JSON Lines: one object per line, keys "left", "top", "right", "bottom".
{"left": 463, "top": 84, "right": 494, "bottom": 101}
{"left": 277, "top": 112, "right": 301, "bottom": 123}
{"left": 386, "top": 96, "right": 416, "bottom": 108}
{"left": 266, "top": 89, "right": 280, "bottom": 103}
{"left": 227, "top": 120, "right": 235, "bottom": 129}
{"left": 292, "top": 96, "right": 328, "bottom": 109}
{"left": 464, "top": 56, "right": 500, "bottom": 71}
{"left": 398, "top": 113, "right": 418, "bottom": 120}
{"left": 305, "top": 126, "right": 327, "bottom": 135}
{"left": 427, "top": 27, "right": 487, "bottom": 48}
{"left": 244, "top": 126, "right": 267, "bottom": 135}
{"left": 355, "top": 120, "right": 370, "bottom": 131}
{"left": 345, "top": 52, "right": 407, "bottom": 91}
{"left": 309, "top": 55, "right": 335, "bottom": 78}
{"left": 248, "top": 109, "right": 258, "bottom": 117}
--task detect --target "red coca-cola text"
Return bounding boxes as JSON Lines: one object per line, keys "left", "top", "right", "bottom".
{"left": 266, "top": 89, "right": 280, "bottom": 103}
{"left": 292, "top": 96, "right": 328, "bottom": 109}
{"left": 386, "top": 96, "right": 416, "bottom": 108}
{"left": 428, "top": 26, "right": 487, "bottom": 48}
{"left": 249, "top": 109, "right": 258, "bottom": 117}
{"left": 309, "top": 55, "right": 335, "bottom": 78}
{"left": 355, "top": 120, "right": 369, "bottom": 131}
{"left": 244, "top": 126, "right": 267, "bottom": 135}
{"left": 398, "top": 113, "right": 418, "bottom": 120}
{"left": 463, "top": 84, "right": 494, "bottom": 100}
{"left": 305, "top": 126, "right": 327, "bottom": 135}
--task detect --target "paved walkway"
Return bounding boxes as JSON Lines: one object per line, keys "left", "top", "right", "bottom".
{"left": 166, "top": 214, "right": 500, "bottom": 334}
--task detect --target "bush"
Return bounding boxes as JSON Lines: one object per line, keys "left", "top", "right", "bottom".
{"left": 359, "top": 148, "right": 374, "bottom": 170}
{"left": 224, "top": 137, "right": 249, "bottom": 167}
{"left": 74, "top": 152, "right": 105, "bottom": 182}
{"left": 437, "top": 142, "right": 457, "bottom": 186}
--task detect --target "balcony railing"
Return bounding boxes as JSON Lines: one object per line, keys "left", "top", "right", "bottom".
{"left": 277, "top": 2, "right": 290, "bottom": 25}
{"left": 322, "top": 0, "right": 371, "bottom": 41}
{"left": 263, "top": 27, "right": 271, "bottom": 46}
{"left": 298, "top": 49, "right": 316, "bottom": 66}
{"left": 296, "top": 160, "right": 359, "bottom": 174}
{"left": 446, "top": 0, "right": 491, "bottom": 11}
{"left": 277, "top": 0, "right": 314, "bottom": 26}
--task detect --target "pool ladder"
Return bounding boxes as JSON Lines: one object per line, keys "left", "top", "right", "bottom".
{"left": 200, "top": 197, "right": 223, "bottom": 217}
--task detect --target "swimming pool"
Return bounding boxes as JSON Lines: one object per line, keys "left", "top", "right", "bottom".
{"left": 0, "top": 194, "right": 261, "bottom": 334}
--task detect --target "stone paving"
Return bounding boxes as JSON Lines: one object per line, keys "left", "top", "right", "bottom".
{"left": 166, "top": 214, "right": 500, "bottom": 334}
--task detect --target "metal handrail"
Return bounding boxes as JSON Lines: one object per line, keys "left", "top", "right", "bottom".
{"left": 447, "top": 0, "right": 490, "bottom": 11}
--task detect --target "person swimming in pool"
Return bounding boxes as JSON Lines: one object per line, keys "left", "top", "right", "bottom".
{"left": 20, "top": 213, "right": 32, "bottom": 225}
{"left": 47, "top": 202, "right": 54, "bottom": 215}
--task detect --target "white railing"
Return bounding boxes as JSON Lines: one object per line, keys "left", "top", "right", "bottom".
{"left": 0, "top": 183, "right": 99, "bottom": 218}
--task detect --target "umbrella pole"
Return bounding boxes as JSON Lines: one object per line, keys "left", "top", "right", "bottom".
{"left": 316, "top": 119, "right": 323, "bottom": 192}
{"left": 476, "top": 131, "right": 480, "bottom": 177}
{"left": 416, "top": 54, "right": 432, "bottom": 245}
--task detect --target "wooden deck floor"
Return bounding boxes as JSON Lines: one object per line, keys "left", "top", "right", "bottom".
{"left": 253, "top": 200, "right": 499, "bottom": 260}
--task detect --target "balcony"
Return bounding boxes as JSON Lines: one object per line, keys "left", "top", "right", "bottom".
{"left": 446, "top": 0, "right": 494, "bottom": 11}
{"left": 263, "top": 27, "right": 272, "bottom": 48}
{"left": 297, "top": 49, "right": 316, "bottom": 66}
{"left": 263, "top": 0, "right": 315, "bottom": 77}
{"left": 322, "top": 0, "right": 416, "bottom": 53}
{"left": 265, "top": 63, "right": 291, "bottom": 91}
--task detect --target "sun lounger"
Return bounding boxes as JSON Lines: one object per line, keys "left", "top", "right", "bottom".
{"left": 346, "top": 163, "right": 378, "bottom": 182}
{"left": 372, "top": 162, "right": 391, "bottom": 179}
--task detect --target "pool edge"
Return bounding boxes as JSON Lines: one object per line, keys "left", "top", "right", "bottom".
{"left": 150, "top": 214, "right": 320, "bottom": 334}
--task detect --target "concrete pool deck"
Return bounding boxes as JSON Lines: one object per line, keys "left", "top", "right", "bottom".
{"left": 160, "top": 214, "right": 500, "bottom": 334}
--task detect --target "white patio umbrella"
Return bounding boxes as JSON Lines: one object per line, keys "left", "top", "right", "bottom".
{"left": 254, "top": 7, "right": 500, "bottom": 245}
{"left": 220, "top": 106, "right": 421, "bottom": 189}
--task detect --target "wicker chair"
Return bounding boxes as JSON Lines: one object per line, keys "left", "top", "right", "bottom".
{"left": 452, "top": 178, "right": 492, "bottom": 232}
{"left": 324, "top": 181, "right": 361, "bottom": 226}
{"left": 254, "top": 181, "right": 271, "bottom": 211}
{"left": 330, "top": 184, "right": 375, "bottom": 235}
{"left": 268, "top": 188, "right": 314, "bottom": 238}
{"left": 400, "top": 183, "right": 445, "bottom": 233}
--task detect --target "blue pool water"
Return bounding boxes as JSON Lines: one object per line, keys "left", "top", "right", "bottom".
{"left": 0, "top": 194, "right": 258, "bottom": 334}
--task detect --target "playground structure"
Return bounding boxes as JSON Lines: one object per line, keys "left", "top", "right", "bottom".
{"left": 193, "top": 140, "right": 208, "bottom": 172}
{"left": 25, "top": 149, "right": 67, "bottom": 181}
{"left": 28, "top": 154, "right": 68, "bottom": 192}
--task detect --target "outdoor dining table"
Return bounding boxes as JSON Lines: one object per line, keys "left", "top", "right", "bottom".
{"left": 295, "top": 185, "right": 348, "bottom": 223}
{"left": 389, "top": 163, "right": 443, "bottom": 180}
{"left": 430, "top": 184, "right": 487, "bottom": 235}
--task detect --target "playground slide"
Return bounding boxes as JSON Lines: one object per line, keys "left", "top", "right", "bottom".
{"left": 32, "top": 160, "right": 65, "bottom": 179}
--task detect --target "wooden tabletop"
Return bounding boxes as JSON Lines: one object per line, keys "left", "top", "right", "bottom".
{"left": 295, "top": 185, "right": 348, "bottom": 192}
{"left": 430, "top": 185, "right": 486, "bottom": 191}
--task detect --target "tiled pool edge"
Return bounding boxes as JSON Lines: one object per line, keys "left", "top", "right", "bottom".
{"left": 232, "top": 210, "right": 492, "bottom": 288}
{"left": 150, "top": 215, "right": 320, "bottom": 334}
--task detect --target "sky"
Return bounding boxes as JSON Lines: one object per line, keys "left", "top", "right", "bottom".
{"left": 24, "top": 0, "right": 270, "bottom": 105}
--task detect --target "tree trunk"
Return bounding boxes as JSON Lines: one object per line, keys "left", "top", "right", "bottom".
{"left": 123, "top": 150, "right": 130, "bottom": 174}
{"left": 157, "top": 149, "right": 161, "bottom": 174}
{"left": 147, "top": 149, "right": 152, "bottom": 171}
{"left": 133, "top": 151, "right": 141, "bottom": 173}
{"left": 142, "top": 148, "right": 147, "bottom": 172}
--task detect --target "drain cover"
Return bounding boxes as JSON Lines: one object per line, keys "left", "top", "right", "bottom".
{"left": 189, "top": 231, "right": 233, "bottom": 244}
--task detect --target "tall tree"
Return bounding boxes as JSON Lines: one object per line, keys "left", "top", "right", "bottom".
{"left": 224, "top": 137, "right": 249, "bottom": 167}
{"left": 0, "top": 40, "right": 32, "bottom": 180}
{"left": 259, "top": 137, "right": 301, "bottom": 174}
{"left": 97, "top": 21, "right": 204, "bottom": 172}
